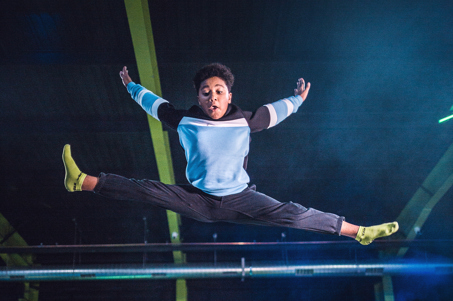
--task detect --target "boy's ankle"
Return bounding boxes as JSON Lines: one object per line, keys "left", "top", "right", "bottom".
{"left": 81, "top": 175, "right": 99, "bottom": 191}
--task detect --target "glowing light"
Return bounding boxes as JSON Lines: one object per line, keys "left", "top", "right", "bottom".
{"left": 439, "top": 114, "right": 453, "bottom": 123}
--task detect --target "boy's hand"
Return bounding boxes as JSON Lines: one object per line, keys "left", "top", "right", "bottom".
{"left": 294, "top": 78, "right": 311, "bottom": 101}
{"left": 119, "top": 66, "right": 133, "bottom": 87}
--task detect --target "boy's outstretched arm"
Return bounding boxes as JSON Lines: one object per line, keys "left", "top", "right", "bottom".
{"left": 119, "top": 66, "right": 170, "bottom": 122}
{"left": 119, "top": 66, "right": 132, "bottom": 87}
{"left": 255, "top": 78, "right": 311, "bottom": 130}
{"left": 294, "top": 78, "right": 311, "bottom": 101}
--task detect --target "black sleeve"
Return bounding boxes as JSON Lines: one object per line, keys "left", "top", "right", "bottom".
{"left": 156, "top": 103, "right": 186, "bottom": 130}
{"left": 244, "top": 106, "right": 271, "bottom": 133}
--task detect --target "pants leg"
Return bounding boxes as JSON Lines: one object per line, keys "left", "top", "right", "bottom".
{"left": 94, "top": 173, "right": 224, "bottom": 223}
{"left": 94, "top": 173, "right": 344, "bottom": 236}
{"left": 219, "top": 186, "right": 344, "bottom": 236}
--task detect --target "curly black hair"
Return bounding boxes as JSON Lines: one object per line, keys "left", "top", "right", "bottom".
{"left": 193, "top": 63, "right": 234, "bottom": 94}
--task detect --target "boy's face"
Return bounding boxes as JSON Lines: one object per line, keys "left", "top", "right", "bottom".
{"left": 198, "top": 76, "right": 232, "bottom": 119}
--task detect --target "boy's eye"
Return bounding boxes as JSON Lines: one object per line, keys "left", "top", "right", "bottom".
{"left": 202, "top": 92, "right": 209, "bottom": 96}
{"left": 217, "top": 90, "right": 223, "bottom": 94}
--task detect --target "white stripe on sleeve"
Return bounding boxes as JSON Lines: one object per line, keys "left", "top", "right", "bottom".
{"left": 136, "top": 89, "right": 149, "bottom": 106}
{"left": 264, "top": 104, "right": 278, "bottom": 128}
{"left": 283, "top": 98, "right": 294, "bottom": 116}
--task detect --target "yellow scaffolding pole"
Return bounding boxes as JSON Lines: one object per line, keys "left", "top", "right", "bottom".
{"left": 123, "top": 0, "right": 186, "bottom": 299}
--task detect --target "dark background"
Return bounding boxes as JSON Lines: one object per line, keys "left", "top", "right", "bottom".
{"left": 1, "top": 0, "right": 453, "bottom": 300}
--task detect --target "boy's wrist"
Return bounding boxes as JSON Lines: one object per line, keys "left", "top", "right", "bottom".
{"left": 126, "top": 81, "right": 135, "bottom": 92}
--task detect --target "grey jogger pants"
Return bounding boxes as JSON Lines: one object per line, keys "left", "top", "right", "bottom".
{"left": 94, "top": 173, "right": 344, "bottom": 236}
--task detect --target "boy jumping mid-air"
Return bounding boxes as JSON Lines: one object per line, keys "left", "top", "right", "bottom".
{"left": 62, "top": 63, "right": 398, "bottom": 245}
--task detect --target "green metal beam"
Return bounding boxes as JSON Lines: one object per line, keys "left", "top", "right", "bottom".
{"left": 395, "top": 142, "right": 453, "bottom": 257}
{"left": 376, "top": 141, "right": 453, "bottom": 299}
{"left": 123, "top": 0, "right": 187, "bottom": 299}
{"left": 0, "top": 212, "right": 39, "bottom": 301}
{"left": 382, "top": 275, "right": 395, "bottom": 301}
{"left": 374, "top": 275, "right": 395, "bottom": 301}
{"left": 373, "top": 275, "right": 395, "bottom": 301}
{"left": 0, "top": 213, "right": 33, "bottom": 266}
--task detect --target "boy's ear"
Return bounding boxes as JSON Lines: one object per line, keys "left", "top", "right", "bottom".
{"left": 228, "top": 92, "right": 232, "bottom": 104}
